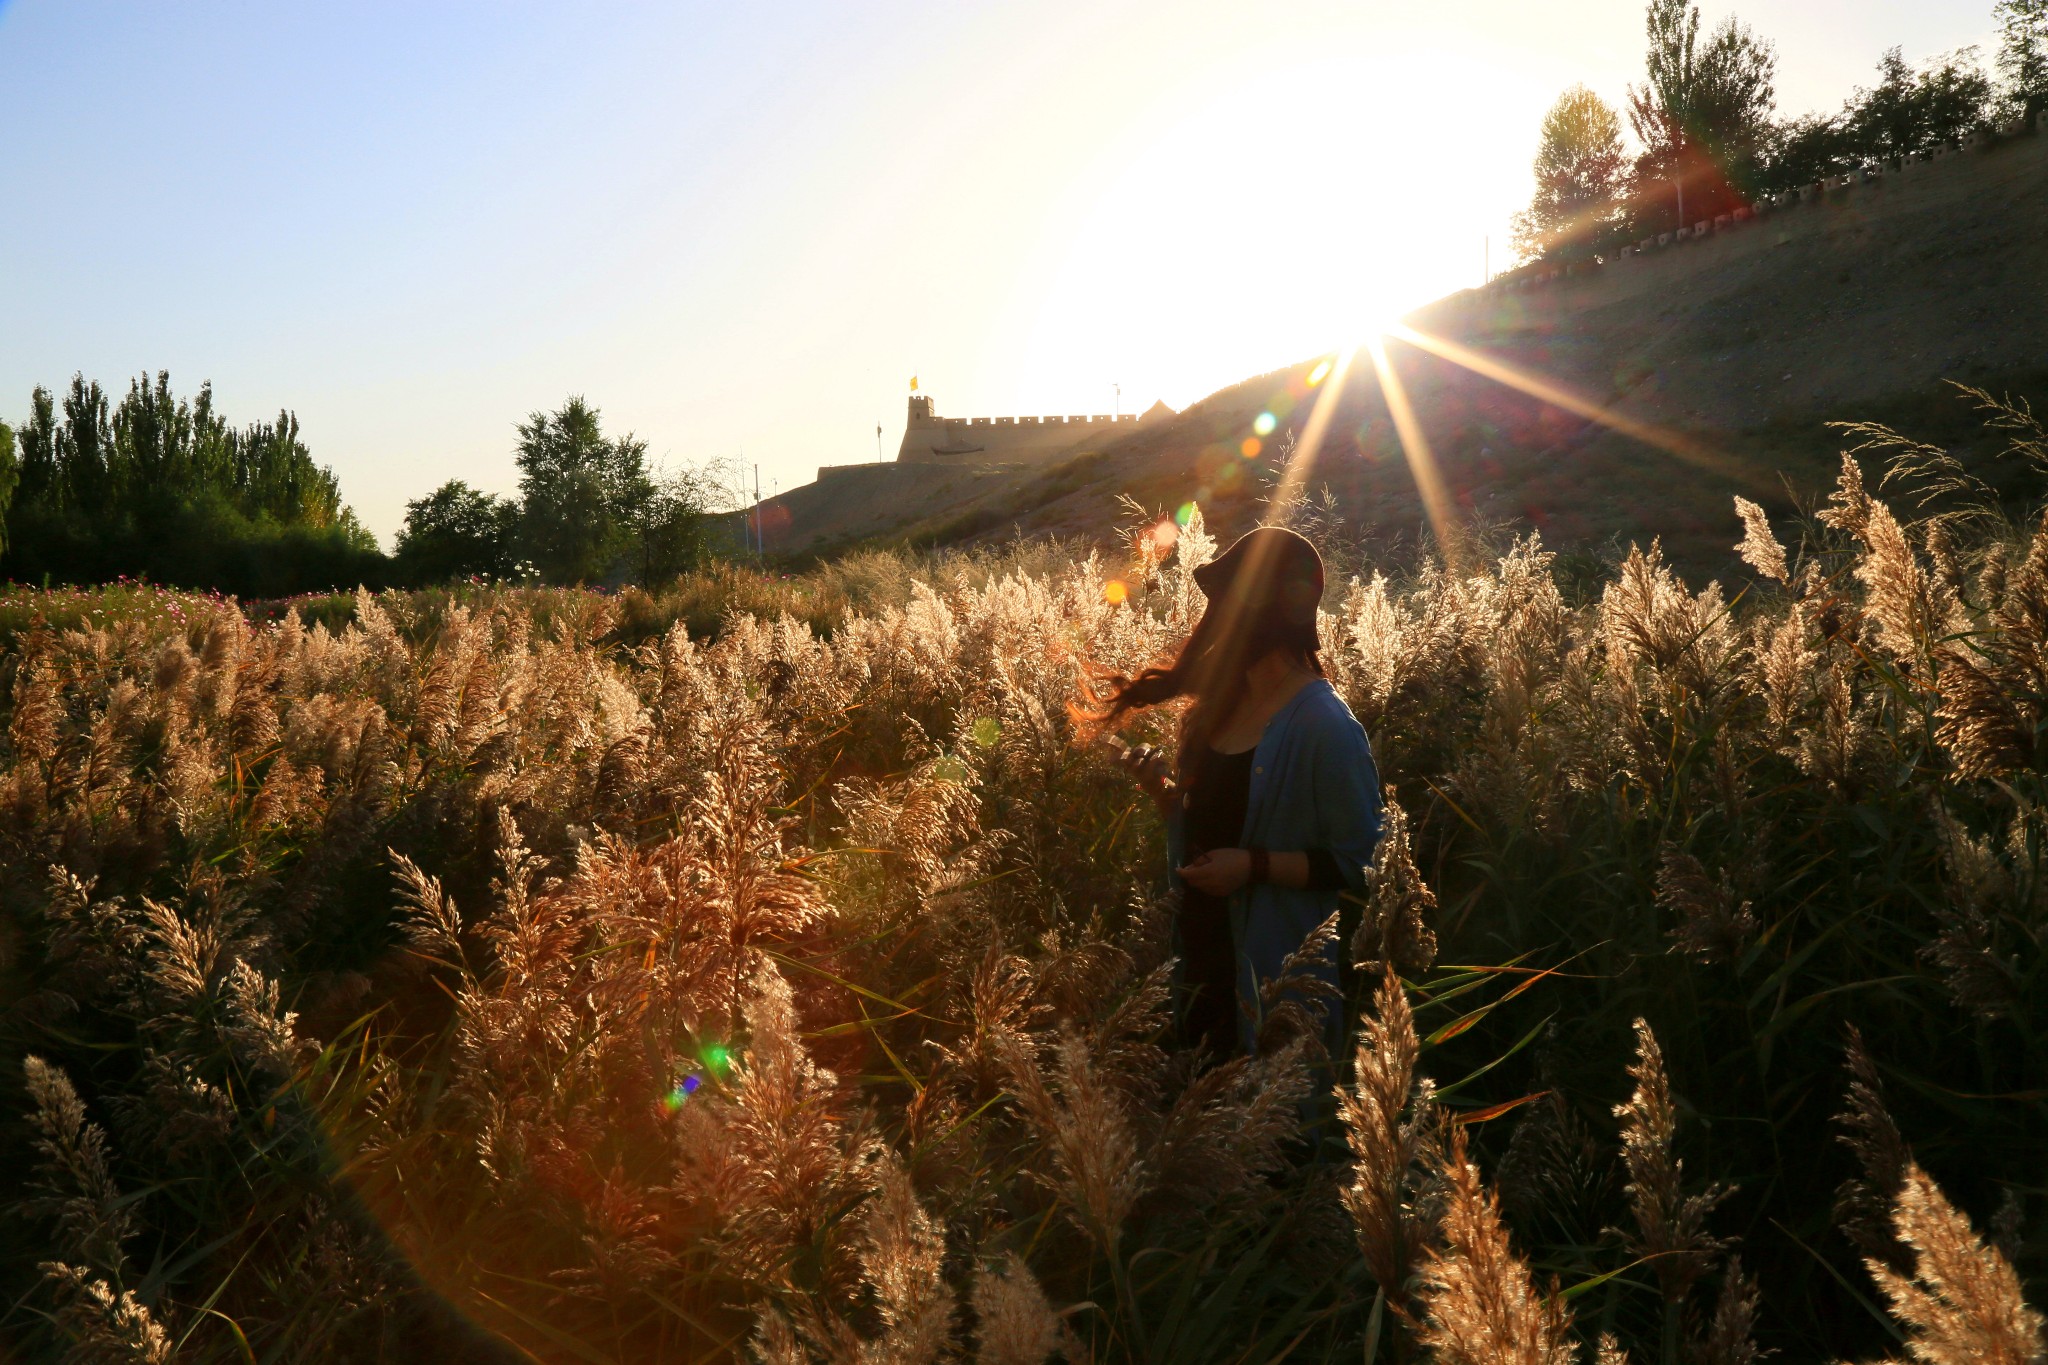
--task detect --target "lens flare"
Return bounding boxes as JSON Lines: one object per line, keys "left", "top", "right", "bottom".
{"left": 1174, "top": 502, "right": 1196, "bottom": 527}
{"left": 1150, "top": 519, "right": 1178, "bottom": 552}
{"left": 1257, "top": 344, "right": 1356, "bottom": 519}
{"left": 1103, "top": 579, "right": 1128, "bottom": 604}
{"left": 1253, "top": 412, "right": 1277, "bottom": 436}
{"left": 1364, "top": 333, "right": 1465, "bottom": 573}
{"left": 1382, "top": 322, "right": 1765, "bottom": 492}
{"left": 1307, "top": 359, "right": 1333, "bottom": 387}
{"left": 662, "top": 1071, "right": 703, "bottom": 1113}
{"left": 1239, "top": 437, "right": 1261, "bottom": 459}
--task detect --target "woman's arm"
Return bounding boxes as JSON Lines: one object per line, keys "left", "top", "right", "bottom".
{"left": 1308, "top": 710, "right": 1385, "bottom": 898}
{"left": 1178, "top": 848, "right": 1321, "bottom": 894}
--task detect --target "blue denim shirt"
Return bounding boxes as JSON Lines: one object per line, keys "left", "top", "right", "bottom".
{"left": 1166, "top": 677, "right": 1385, "bottom": 1053}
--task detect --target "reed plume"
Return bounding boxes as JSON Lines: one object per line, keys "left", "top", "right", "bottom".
{"left": 1415, "top": 1128, "right": 1578, "bottom": 1365}
{"left": 1338, "top": 967, "right": 1434, "bottom": 1315}
{"left": 1147, "top": 1038, "right": 1309, "bottom": 1219}
{"left": 1656, "top": 847, "right": 1757, "bottom": 966}
{"left": 23, "top": 1056, "right": 134, "bottom": 1279}
{"left": 1733, "top": 498, "right": 1790, "bottom": 584}
{"left": 1612, "top": 1019, "right": 1728, "bottom": 1308}
{"left": 1002, "top": 1029, "right": 1149, "bottom": 1256}
{"left": 1692, "top": 1257, "right": 1761, "bottom": 1365}
{"left": 1351, "top": 792, "right": 1439, "bottom": 978}
{"left": 1862, "top": 1165, "right": 2045, "bottom": 1365}
{"left": 35, "top": 1263, "right": 173, "bottom": 1365}
{"left": 23, "top": 1057, "right": 173, "bottom": 1363}
{"left": 854, "top": 1157, "right": 955, "bottom": 1365}
{"left": 1936, "top": 509, "right": 2048, "bottom": 778}
{"left": 1835, "top": 1025, "right": 1914, "bottom": 1275}
{"left": 971, "top": 1254, "right": 1062, "bottom": 1365}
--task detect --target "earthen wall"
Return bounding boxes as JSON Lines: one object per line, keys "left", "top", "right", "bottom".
{"left": 1453, "top": 113, "right": 2047, "bottom": 316}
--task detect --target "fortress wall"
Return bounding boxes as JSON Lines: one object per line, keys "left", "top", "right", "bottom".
{"left": 896, "top": 403, "right": 1142, "bottom": 465}
{"left": 1435, "top": 115, "right": 2048, "bottom": 324}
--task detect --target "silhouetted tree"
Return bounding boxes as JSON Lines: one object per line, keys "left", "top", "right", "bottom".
{"left": 1995, "top": 0, "right": 2048, "bottom": 121}
{"left": 1627, "top": 0, "right": 1777, "bottom": 233}
{"left": 1758, "top": 46, "right": 1991, "bottom": 192}
{"left": 514, "top": 396, "right": 657, "bottom": 584}
{"left": 1846, "top": 47, "right": 1991, "bottom": 157}
{"left": 1764, "top": 112, "right": 1857, "bottom": 190}
{"left": 0, "top": 423, "right": 16, "bottom": 556}
{"left": 1512, "top": 85, "right": 1629, "bottom": 262}
{"left": 394, "top": 480, "right": 521, "bottom": 584}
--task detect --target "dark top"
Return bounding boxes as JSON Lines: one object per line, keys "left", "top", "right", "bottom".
{"left": 1176, "top": 747, "right": 1345, "bottom": 1055}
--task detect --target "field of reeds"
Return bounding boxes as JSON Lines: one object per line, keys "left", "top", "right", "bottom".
{"left": 3, "top": 396, "right": 2048, "bottom": 1365}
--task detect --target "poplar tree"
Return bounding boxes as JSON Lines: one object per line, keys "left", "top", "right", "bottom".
{"left": 1627, "top": 0, "right": 1777, "bottom": 232}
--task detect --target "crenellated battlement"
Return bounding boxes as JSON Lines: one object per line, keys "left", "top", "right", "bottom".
{"left": 962, "top": 413, "right": 1136, "bottom": 427}
{"left": 1480, "top": 110, "right": 2045, "bottom": 298}
{"left": 895, "top": 394, "right": 1159, "bottom": 465}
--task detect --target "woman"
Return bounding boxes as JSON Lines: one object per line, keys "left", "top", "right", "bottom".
{"left": 1099, "top": 526, "right": 1383, "bottom": 1058}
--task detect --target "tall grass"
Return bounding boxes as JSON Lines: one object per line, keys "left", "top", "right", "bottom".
{"left": 2, "top": 397, "right": 2047, "bottom": 1363}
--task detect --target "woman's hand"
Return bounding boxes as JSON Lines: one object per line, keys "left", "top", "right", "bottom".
{"left": 1111, "top": 740, "right": 1176, "bottom": 810}
{"left": 1178, "top": 848, "right": 1251, "bottom": 895}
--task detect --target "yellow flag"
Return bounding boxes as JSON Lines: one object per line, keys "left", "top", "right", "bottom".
{"left": 909, "top": 376, "right": 918, "bottom": 391}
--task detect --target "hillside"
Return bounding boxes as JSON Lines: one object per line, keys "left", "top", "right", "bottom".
{"left": 762, "top": 125, "right": 2048, "bottom": 576}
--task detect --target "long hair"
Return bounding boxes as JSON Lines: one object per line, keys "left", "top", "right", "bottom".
{"left": 1086, "top": 572, "right": 1323, "bottom": 783}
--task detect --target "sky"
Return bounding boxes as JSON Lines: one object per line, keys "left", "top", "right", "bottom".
{"left": 0, "top": 0, "right": 2001, "bottom": 544}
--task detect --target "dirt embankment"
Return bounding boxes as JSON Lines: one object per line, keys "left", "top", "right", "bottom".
{"left": 766, "top": 129, "right": 2048, "bottom": 575}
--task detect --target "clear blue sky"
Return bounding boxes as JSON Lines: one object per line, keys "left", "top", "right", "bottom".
{"left": 0, "top": 0, "right": 1998, "bottom": 542}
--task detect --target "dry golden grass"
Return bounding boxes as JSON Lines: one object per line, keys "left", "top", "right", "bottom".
{"left": 3, "top": 422, "right": 2048, "bottom": 1362}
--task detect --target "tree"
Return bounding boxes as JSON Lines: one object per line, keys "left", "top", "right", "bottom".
{"left": 0, "top": 423, "right": 15, "bottom": 556}
{"left": 1511, "top": 86, "right": 1628, "bottom": 262}
{"left": 393, "top": 480, "right": 520, "bottom": 584}
{"left": 1994, "top": 0, "right": 2048, "bottom": 122}
{"left": 1763, "top": 112, "right": 1854, "bottom": 191}
{"left": 1627, "top": 0, "right": 1777, "bottom": 233}
{"left": 628, "top": 464, "right": 718, "bottom": 583}
{"left": 1844, "top": 47, "right": 1991, "bottom": 159}
{"left": 514, "top": 396, "right": 656, "bottom": 584}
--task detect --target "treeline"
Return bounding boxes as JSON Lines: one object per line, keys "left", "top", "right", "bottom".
{"left": 0, "top": 377, "right": 729, "bottom": 596}
{"left": 0, "top": 373, "right": 383, "bottom": 597}
{"left": 1513, "top": 0, "right": 2048, "bottom": 261}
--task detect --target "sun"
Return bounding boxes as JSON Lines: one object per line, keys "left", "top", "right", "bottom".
{"left": 991, "top": 45, "right": 1504, "bottom": 417}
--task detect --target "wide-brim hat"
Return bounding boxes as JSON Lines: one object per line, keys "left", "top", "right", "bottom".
{"left": 1191, "top": 526, "right": 1325, "bottom": 629}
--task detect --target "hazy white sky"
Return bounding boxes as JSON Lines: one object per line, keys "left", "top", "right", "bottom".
{"left": 0, "top": 0, "right": 1997, "bottom": 541}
